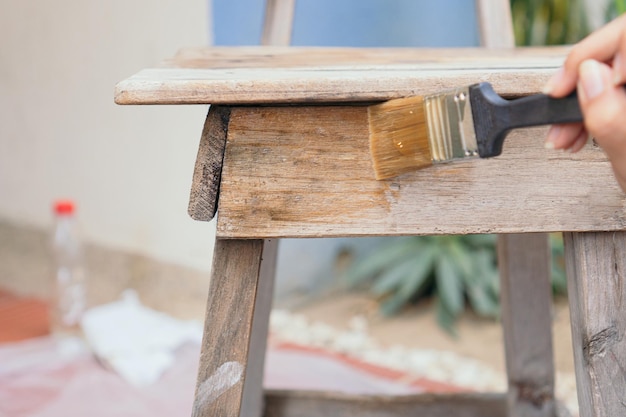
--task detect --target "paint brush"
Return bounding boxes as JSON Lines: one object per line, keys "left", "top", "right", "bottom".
{"left": 368, "top": 82, "right": 582, "bottom": 180}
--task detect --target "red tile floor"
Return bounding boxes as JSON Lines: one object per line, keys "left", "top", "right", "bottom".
{"left": 0, "top": 289, "right": 467, "bottom": 417}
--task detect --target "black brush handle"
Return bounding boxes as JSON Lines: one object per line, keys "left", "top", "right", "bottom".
{"left": 469, "top": 82, "right": 583, "bottom": 158}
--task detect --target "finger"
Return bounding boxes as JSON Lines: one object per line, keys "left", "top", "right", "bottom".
{"left": 578, "top": 59, "right": 626, "bottom": 154}
{"left": 577, "top": 59, "right": 626, "bottom": 192}
{"left": 564, "top": 128, "right": 589, "bottom": 153}
{"left": 545, "top": 123, "right": 585, "bottom": 150}
{"left": 612, "top": 25, "right": 626, "bottom": 85}
{"left": 544, "top": 14, "right": 626, "bottom": 97}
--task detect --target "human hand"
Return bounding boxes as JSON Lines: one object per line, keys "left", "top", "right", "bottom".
{"left": 543, "top": 14, "right": 626, "bottom": 191}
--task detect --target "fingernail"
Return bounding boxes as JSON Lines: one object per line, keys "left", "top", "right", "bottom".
{"left": 579, "top": 60, "right": 605, "bottom": 100}
{"left": 614, "top": 53, "right": 623, "bottom": 85}
{"left": 542, "top": 67, "right": 564, "bottom": 94}
{"left": 545, "top": 125, "right": 561, "bottom": 149}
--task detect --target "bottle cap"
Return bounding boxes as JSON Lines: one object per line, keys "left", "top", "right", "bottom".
{"left": 54, "top": 200, "right": 75, "bottom": 215}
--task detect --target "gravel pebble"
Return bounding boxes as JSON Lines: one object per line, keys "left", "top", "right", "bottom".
{"left": 269, "top": 309, "right": 579, "bottom": 416}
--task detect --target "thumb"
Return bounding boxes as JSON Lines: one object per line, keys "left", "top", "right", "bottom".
{"left": 578, "top": 59, "right": 626, "bottom": 154}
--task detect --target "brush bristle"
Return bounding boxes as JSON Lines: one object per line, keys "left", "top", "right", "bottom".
{"left": 368, "top": 96, "right": 432, "bottom": 180}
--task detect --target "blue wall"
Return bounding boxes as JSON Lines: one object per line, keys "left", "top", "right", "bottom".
{"left": 213, "top": 0, "right": 480, "bottom": 47}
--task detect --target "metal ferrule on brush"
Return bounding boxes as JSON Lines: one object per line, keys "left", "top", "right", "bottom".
{"left": 424, "top": 87, "right": 479, "bottom": 163}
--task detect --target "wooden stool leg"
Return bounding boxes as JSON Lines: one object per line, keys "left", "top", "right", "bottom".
{"left": 261, "top": 0, "right": 296, "bottom": 46}
{"left": 498, "top": 233, "right": 557, "bottom": 417}
{"left": 241, "top": 239, "right": 278, "bottom": 417}
{"left": 192, "top": 239, "right": 278, "bottom": 417}
{"left": 564, "top": 232, "right": 626, "bottom": 417}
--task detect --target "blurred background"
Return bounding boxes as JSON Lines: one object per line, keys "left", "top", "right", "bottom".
{"left": 1, "top": 0, "right": 609, "bottom": 310}
{"left": 1, "top": 0, "right": 212, "bottom": 273}
{"left": 0, "top": 0, "right": 482, "bottom": 325}
{"left": 0, "top": 0, "right": 614, "bottom": 368}
{"left": 0, "top": 0, "right": 620, "bottom": 414}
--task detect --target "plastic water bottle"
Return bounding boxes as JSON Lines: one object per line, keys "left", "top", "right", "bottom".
{"left": 51, "top": 200, "right": 86, "bottom": 335}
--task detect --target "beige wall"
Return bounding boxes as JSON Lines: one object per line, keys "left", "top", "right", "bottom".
{"left": 0, "top": 0, "right": 215, "bottom": 271}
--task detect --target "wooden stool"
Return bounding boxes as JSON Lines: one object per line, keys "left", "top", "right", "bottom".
{"left": 115, "top": 3, "right": 626, "bottom": 417}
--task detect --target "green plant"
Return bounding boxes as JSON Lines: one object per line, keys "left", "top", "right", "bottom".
{"left": 344, "top": 235, "right": 499, "bottom": 332}
{"left": 510, "top": 0, "right": 589, "bottom": 46}
{"left": 606, "top": 0, "right": 626, "bottom": 20}
{"left": 343, "top": 234, "right": 567, "bottom": 334}
{"left": 550, "top": 233, "right": 567, "bottom": 295}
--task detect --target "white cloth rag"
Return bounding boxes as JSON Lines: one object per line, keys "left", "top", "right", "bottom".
{"left": 80, "top": 290, "right": 203, "bottom": 386}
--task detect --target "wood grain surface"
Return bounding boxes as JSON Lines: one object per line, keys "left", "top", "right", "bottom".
{"left": 192, "top": 239, "right": 267, "bottom": 417}
{"left": 188, "top": 106, "right": 230, "bottom": 221}
{"left": 263, "top": 390, "right": 572, "bottom": 417}
{"left": 263, "top": 390, "right": 508, "bottom": 417}
{"left": 115, "top": 47, "right": 569, "bottom": 105}
{"left": 164, "top": 46, "right": 567, "bottom": 69}
{"left": 215, "top": 105, "right": 625, "bottom": 238}
{"left": 498, "top": 234, "right": 556, "bottom": 417}
{"left": 563, "top": 232, "right": 626, "bottom": 417}
{"left": 239, "top": 239, "right": 277, "bottom": 417}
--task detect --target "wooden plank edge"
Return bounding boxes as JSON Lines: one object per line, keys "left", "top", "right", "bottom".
{"left": 113, "top": 68, "right": 556, "bottom": 105}
{"left": 497, "top": 233, "right": 556, "bottom": 417}
{"left": 214, "top": 225, "right": 626, "bottom": 240}
{"left": 264, "top": 390, "right": 507, "bottom": 417}
{"left": 240, "top": 239, "right": 279, "bottom": 417}
{"left": 563, "top": 232, "right": 626, "bottom": 417}
{"left": 263, "top": 390, "right": 574, "bottom": 417}
{"left": 168, "top": 46, "right": 572, "bottom": 64}
{"left": 188, "top": 105, "right": 230, "bottom": 222}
